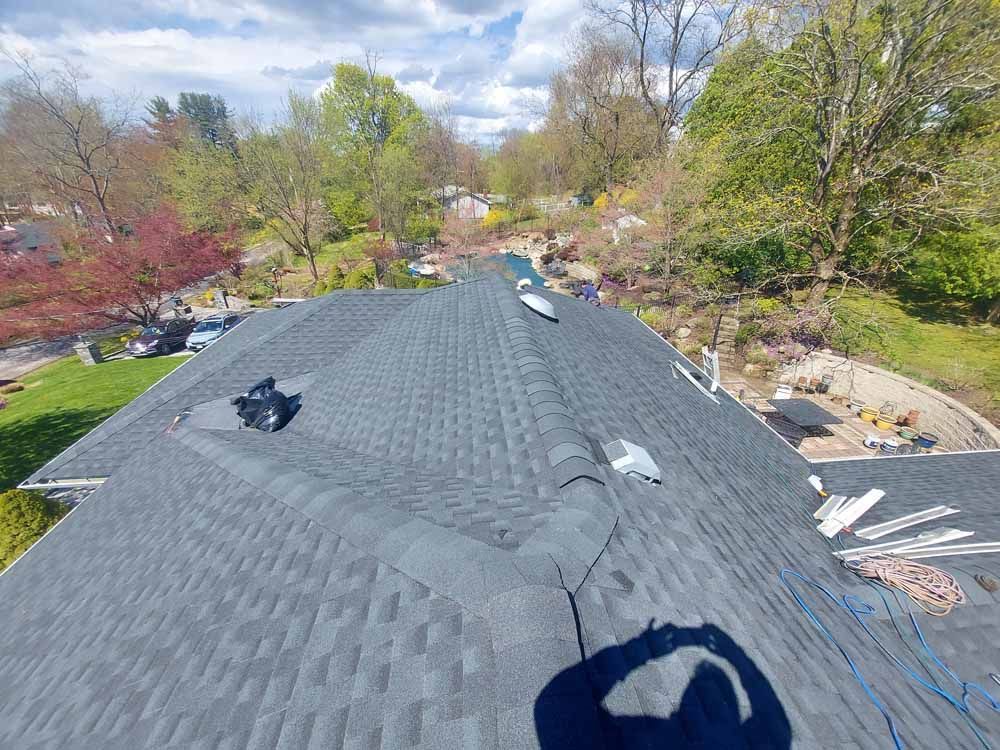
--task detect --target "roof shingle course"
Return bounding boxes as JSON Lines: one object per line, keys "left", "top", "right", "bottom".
{"left": 2, "top": 276, "right": 998, "bottom": 749}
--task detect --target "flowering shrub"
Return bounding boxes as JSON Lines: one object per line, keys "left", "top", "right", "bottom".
{"left": 751, "top": 297, "right": 783, "bottom": 317}
{"left": 639, "top": 308, "right": 670, "bottom": 331}
{"left": 482, "top": 209, "right": 513, "bottom": 231}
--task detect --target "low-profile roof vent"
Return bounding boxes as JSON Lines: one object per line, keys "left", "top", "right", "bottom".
{"left": 603, "top": 439, "right": 661, "bottom": 484}
{"left": 519, "top": 292, "right": 558, "bottom": 321}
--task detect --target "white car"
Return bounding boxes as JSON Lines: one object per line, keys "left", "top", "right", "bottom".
{"left": 185, "top": 313, "right": 242, "bottom": 351}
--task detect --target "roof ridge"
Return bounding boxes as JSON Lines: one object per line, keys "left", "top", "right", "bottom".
{"left": 494, "top": 284, "right": 604, "bottom": 489}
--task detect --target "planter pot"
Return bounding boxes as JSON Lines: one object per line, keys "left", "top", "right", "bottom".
{"left": 905, "top": 409, "right": 920, "bottom": 427}
{"left": 880, "top": 439, "right": 899, "bottom": 455}
{"left": 863, "top": 434, "right": 882, "bottom": 449}
{"left": 915, "top": 432, "right": 939, "bottom": 450}
{"left": 875, "top": 415, "right": 895, "bottom": 430}
{"left": 899, "top": 426, "right": 918, "bottom": 441}
{"left": 848, "top": 401, "right": 864, "bottom": 415}
{"left": 860, "top": 406, "right": 878, "bottom": 423}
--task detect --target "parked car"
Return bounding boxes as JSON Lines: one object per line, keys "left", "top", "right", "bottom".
{"left": 185, "top": 313, "right": 242, "bottom": 351}
{"left": 126, "top": 318, "right": 195, "bottom": 357}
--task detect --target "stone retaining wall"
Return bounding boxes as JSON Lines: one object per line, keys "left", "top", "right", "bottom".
{"left": 777, "top": 351, "right": 1000, "bottom": 451}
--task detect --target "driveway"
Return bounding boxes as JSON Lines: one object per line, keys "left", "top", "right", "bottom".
{"left": 0, "top": 338, "right": 79, "bottom": 381}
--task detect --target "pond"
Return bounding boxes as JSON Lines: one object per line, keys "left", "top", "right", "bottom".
{"left": 500, "top": 253, "right": 547, "bottom": 287}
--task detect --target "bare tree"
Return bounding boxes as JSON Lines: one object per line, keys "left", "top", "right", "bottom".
{"left": 239, "top": 92, "right": 329, "bottom": 282}
{"left": 439, "top": 213, "right": 490, "bottom": 279}
{"left": 588, "top": 0, "right": 760, "bottom": 149}
{"left": 418, "top": 102, "right": 461, "bottom": 206}
{"left": 0, "top": 51, "right": 135, "bottom": 232}
{"left": 636, "top": 150, "right": 708, "bottom": 295}
{"left": 763, "top": 0, "right": 1000, "bottom": 305}
{"left": 549, "top": 27, "right": 655, "bottom": 190}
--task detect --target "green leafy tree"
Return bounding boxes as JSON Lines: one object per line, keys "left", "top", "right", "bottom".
{"left": 688, "top": 1, "right": 1000, "bottom": 306}
{"left": 909, "top": 225, "right": 1000, "bottom": 320}
{"left": 323, "top": 264, "right": 346, "bottom": 292}
{"left": 378, "top": 142, "right": 425, "bottom": 250}
{"left": 163, "top": 133, "right": 243, "bottom": 231}
{"left": 323, "top": 188, "right": 369, "bottom": 238}
{"left": 0, "top": 489, "right": 68, "bottom": 570}
{"left": 343, "top": 263, "right": 377, "bottom": 289}
{"left": 321, "top": 55, "right": 424, "bottom": 232}
{"left": 144, "top": 95, "right": 181, "bottom": 146}
{"left": 177, "top": 92, "right": 235, "bottom": 149}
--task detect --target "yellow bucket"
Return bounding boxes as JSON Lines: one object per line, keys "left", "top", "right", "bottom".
{"left": 860, "top": 406, "right": 878, "bottom": 423}
{"left": 875, "top": 415, "right": 895, "bottom": 430}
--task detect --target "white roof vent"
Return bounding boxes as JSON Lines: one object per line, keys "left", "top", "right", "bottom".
{"left": 520, "top": 292, "right": 557, "bottom": 321}
{"left": 517, "top": 278, "right": 533, "bottom": 289}
{"left": 603, "top": 439, "right": 661, "bottom": 484}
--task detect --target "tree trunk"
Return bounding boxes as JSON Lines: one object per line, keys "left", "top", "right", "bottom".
{"left": 805, "top": 255, "right": 838, "bottom": 307}
{"left": 303, "top": 240, "right": 319, "bottom": 282}
{"left": 987, "top": 297, "right": 1000, "bottom": 323}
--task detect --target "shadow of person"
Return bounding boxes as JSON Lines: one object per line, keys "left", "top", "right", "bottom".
{"left": 534, "top": 620, "right": 791, "bottom": 749}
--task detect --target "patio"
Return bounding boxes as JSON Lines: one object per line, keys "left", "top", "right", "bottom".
{"left": 722, "top": 372, "right": 935, "bottom": 460}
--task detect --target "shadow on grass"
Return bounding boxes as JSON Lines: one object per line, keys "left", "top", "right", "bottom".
{"left": 892, "top": 285, "right": 982, "bottom": 325}
{"left": 0, "top": 407, "right": 113, "bottom": 489}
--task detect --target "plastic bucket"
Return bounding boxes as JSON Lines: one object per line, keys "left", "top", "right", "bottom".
{"left": 848, "top": 401, "right": 863, "bottom": 415}
{"left": 880, "top": 439, "right": 899, "bottom": 455}
{"left": 915, "top": 432, "right": 939, "bottom": 450}
{"left": 860, "top": 406, "right": 878, "bottom": 422}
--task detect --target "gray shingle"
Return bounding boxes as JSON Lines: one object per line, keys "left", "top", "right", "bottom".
{"left": 2, "top": 275, "right": 997, "bottom": 750}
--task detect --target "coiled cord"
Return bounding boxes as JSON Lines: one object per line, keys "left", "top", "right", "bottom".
{"left": 845, "top": 555, "right": 967, "bottom": 616}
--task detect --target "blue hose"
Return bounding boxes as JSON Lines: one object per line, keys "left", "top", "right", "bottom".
{"left": 779, "top": 568, "right": 1000, "bottom": 749}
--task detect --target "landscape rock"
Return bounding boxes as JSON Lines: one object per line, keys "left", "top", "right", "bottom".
{"left": 675, "top": 326, "right": 692, "bottom": 340}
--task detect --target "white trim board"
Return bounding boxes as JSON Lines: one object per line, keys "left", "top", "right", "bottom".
{"left": 855, "top": 506, "right": 960, "bottom": 540}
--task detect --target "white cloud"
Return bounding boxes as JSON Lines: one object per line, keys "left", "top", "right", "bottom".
{"left": 504, "top": 0, "right": 584, "bottom": 88}
{"left": 0, "top": 1, "right": 583, "bottom": 137}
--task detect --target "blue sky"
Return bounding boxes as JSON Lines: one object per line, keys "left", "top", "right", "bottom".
{"left": 0, "top": 0, "right": 586, "bottom": 139}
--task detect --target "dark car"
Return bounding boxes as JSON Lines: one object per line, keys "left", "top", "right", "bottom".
{"left": 126, "top": 318, "right": 195, "bottom": 357}
{"left": 185, "top": 312, "right": 241, "bottom": 351}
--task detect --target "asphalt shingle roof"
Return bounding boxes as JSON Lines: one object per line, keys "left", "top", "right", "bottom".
{"left": 3, "top": 275, "right": 998, "bottom": 749}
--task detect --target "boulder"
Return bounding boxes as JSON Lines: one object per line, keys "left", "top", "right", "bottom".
{"left": 675, "top": 326, "right": 692, "bottom": 340}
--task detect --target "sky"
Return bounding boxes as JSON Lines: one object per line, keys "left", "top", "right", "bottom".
{"left": 0, "top": 0, "right": 587, "bottom": 141}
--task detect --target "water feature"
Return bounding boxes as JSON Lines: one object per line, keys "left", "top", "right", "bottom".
{"left": 500, "top": 253, "right": 546, "bottom": 287}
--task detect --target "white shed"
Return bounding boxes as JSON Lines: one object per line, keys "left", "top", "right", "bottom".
{"left": 436, "top": 185, "right": 493, "bottom": 220}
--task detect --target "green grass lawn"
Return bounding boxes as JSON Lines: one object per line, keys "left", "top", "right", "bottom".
{"left": 0, "top": 354, "right": 187, "bottom": 489}
{"left": 833, "top": 291, "right": 1000, "bottom": 413}
{"left": 289, "top": 233, "right": 373, "bottom": 271}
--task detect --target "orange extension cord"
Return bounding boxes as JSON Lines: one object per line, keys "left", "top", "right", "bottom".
{"left": 845, "top": 554, "right": 967, "bottom": 616}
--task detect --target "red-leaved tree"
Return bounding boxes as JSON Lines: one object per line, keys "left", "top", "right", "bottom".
{"left": 0, "top": 207, "right": 236, "bottom": 343}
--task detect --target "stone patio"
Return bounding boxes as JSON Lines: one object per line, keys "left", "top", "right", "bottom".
{"left": 721, "top": 369, "right": 935, "bottom": 460}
